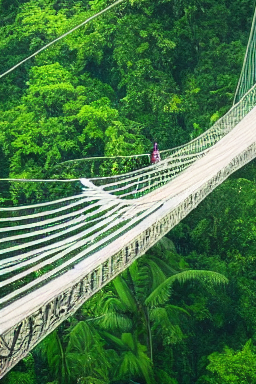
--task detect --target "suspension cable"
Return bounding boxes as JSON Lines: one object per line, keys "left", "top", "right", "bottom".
{"left": 0, "top": 0, "right": 126, "bottom": 79}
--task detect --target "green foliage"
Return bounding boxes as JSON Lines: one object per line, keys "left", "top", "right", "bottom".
{"left": 155, "top": 369, "right": 178, "bottom": 384}
{"left": 66, "top": 321, "right": 111, "bottom": 382}
{"left": 199, "top": 340, "right": 256, "bottom": 384}
{"left": 4, "top": 371, "right": 35, "bottom": 384}
{"left": 76, "top": 239, "right": 226, "bottom": 383}
{"left": 3, "top": 353, "right": 36, "bottom": 384}
{"left": 1, "top": 0, "right": 250, "bottom": 176}
{"left": 1, "top": 61, "right": 149, "bottom": 179}
{"left": 38, "top": 321, "right": 111, "bottom": 384}
{"left": 183, "top": 178, "right": 256, "bottom": 258}
{"left": 113, "top": 275, "right": 137, "bottom": 313}
{"left": 145, "top": 270, "right": 228, "bottom": 307}
{"left": 1, "top": 0, "right": 256, "bottom": 383}
{"left": 39, "top": 330, "right": 70, "bottom": 384}
{"left": 104, "top": 331, "right": 154, "bottom": 384}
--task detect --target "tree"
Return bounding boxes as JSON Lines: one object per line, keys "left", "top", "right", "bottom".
{"left": 199, "top": 339, "right": 256, "bottom": 384}
{"left": 39, "top": 321, "right": 111, "bottom": 384}
{"left": 103, "top": 331, "right": 154, "bottom": 384}
{"left": 2, "top": 353, "right": 36, "bottom": 384}
{"left": 38, "top": 330, "right": 70, "bottom": 384}
{"left": 81, "top": 238, "right": 227, "bottom": 383}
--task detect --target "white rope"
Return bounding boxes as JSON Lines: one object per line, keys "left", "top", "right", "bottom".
{"left": 2, "top": 202, "right": 123, "bottom": 257}
{"left": 0, "top": 0, "right": 126, "bottom": 79}
{"left": 0, "top": 202, "right": 124, "bottom": 269}
{"left": 0, "top": 178, "right": 79, "bottom": 182}
{"left": 0, "top": 203, "right": 127, "bottom": 277}
{"left": 0, "top": 214, "right": 85, "bottom": 244}
{"left": 0, "top": 196, "right": 93, "bottom": 222}
{"left": 95, "top": 153, "right": 205, "bottom": 192}
{"left": 0, "top": 200, "right": 164, "bottom": 305}
{"left": 0, "top": 188, "right": 120, "bottom": 222}
{"left": 233, "top": 6, "right": 256, "bottom": 104}
{"left": 0, "top": 198, "right": 120, "bottom": 233}
{"left": 58, "top": 153, "right": 150, "bottom": 165}
{"left": 0, "top": 192, "right": 83, "bottom": 211}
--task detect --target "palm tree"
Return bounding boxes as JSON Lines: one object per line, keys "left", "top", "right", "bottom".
{"left": 88, "top": 237, "right": 228, "bottom": 383}
{"left": 38, "top": 321, "right": 111, "bottom": 384}
{"left": 38, "top": 330, "right": 70, "bottom": 384}
{"left": 65, "top": 321, "right": 111, "bottom": 383}
{"left": 102, "top": 331, "right": 154, "bottom": 384}
{"left": 39, "top": 237, "right": 228, "bottom": 384}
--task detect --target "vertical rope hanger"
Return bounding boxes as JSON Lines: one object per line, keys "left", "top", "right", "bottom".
{"left": 0, "top": 0, "right": 126, "bottom": 79}
{"left": 233, "top": 4, "right": 256, "bottom": 104}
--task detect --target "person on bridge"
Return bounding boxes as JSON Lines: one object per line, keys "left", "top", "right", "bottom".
{"left": 150, "top": 142, "right": 161, "bottom": 164}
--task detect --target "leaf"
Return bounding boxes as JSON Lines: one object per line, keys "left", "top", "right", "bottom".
{"left": 168, "top": 270, "right": 228, "bottom": 285}
{"left": 102, "top": 331, "right": 126, "bottom": 348}
{"left": 145, "top": 270, "right": 228, "bottom": 307}
{"left": 121, "top": 333, "right": 135, "bottom": 350}
{"left": 113, "top": 275, "right": 137, "bottom": 313}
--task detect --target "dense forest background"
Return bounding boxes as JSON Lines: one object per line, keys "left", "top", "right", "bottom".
{"left": 1, "top": 0, "right": 256, "bottom": 383}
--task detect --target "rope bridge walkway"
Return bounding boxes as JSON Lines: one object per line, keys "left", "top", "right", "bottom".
{"left": 1, "top": 0, "right": 256, "bottom": 375}
{"left": 1, "top": 81, "right": 256, "bottom": 377}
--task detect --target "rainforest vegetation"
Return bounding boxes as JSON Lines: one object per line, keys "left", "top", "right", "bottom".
{"left": 1, "top": 0, "right": 256, "bottom": 383}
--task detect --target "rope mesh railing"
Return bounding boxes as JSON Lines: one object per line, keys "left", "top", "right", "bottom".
{"left": 0, "top": 178, "right": 167, "bottom": 310}
{"left": 49, "top": 80, "right": 256, "bottom": 189}
{"left": 71, "top": 80, "right": 256, "bottom": 198}
{"left": 148, "top": 81, "right": 256, "bottom": 160}
{"left": 51, "top": 153, "right": 151, "bottom": 179}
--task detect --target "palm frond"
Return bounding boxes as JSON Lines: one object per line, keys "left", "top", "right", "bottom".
{"left": 102, "top": 331, "right": 126, "bottom": 348}
{"left": 145, "top": 270, "right": 227, "bottom": 307}
{"left": 113, "top": 275, "right": 137, "bottom": 313}
{"left": 39, "top": 330, "right": 69, "bottom": 382}
{"left": 137, "top": 347, "right": 154, "bottom": 384}
{"left": 150, "top": 307, "right": 170, "bottom": 328}
{"left": 150, "top": 256, "right": 178, "bottom": 275}
{"left": 150, "top": 307, "right": 184, "bottom": 345}
{"left": 121, "top": 332, "right": 135, "bottom": 350}
{"left": 66, "top": 323, "right": 110, "bottom": 381}
{"left": 66, "top": 321, "right": 94, "bottom": 354}
{"left": 145, "top": 281, "right": 171, "bottom": 307}
{"left": 129, "top": 259, "right": 139, "bottom": 283}
{"left": 168, "top": 270, "right": 228, "bottom": 285}
{"left": 146, "top": 259, "right": 168, "bottom": 290}
{"left": 119, "top": 351, "right": 140, "bottom": 377}
{"left": 102, "top": 297, "right": 127, "bottom": 313}
{"left": 81, "top": 290, "right": 110, "bottom": 317}
{"left": 135, "top": 265, "right": 150, "bottom": 300}
{"left": 98, "top": 311, "right": 132, "bottom": 332}
{"left": 165, "top": 304, "right": 190, "bottom": 317}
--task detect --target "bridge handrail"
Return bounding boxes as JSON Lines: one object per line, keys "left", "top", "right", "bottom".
{"left": 54, "top": 79, "right": 256, "bottom": 174}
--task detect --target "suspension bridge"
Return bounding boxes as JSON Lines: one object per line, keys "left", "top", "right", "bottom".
{"left": 1, "top": 2, "right": 256, "bottom": 379}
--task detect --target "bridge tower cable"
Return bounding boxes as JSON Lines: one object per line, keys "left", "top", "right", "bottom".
{"left": 0, "top": 0, "right": 126, "bottom": 79}
{"left": 234, "top": 5, "right": 256, "bottom": 104}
